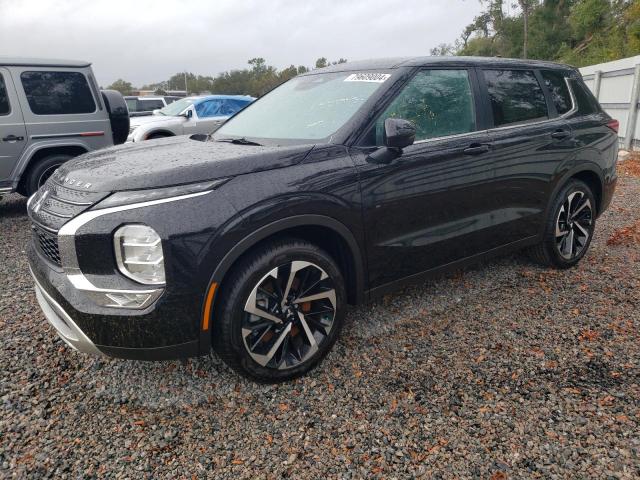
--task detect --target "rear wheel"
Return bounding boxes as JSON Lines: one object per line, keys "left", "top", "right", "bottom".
{"left": 20, "top": 154, "right": 73, "bottom": 196}
{"left": 529, "top": 179, "right": 596, "bottom": 268}
{"left": 212, "top": 238, "right": 346, "bottom": 382}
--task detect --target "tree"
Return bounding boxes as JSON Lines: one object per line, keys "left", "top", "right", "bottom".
{"left": 315, "top": 57, "right": 328, "bottom": 69}
{"left": 106, "top": 79, "right": 133, "bottom": 95}
{"left": 456, "top": 0, "right": 639, "bottom": 66}
{"left": 430, "top": 43, "right": 457, "bottom": 56}
{"left": 518, "top": 0, "right": 539, "bottom": 59}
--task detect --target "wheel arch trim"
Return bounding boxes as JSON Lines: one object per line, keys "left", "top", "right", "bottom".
{"left": 546, "top": 163, "right": 604, "bottom": 221}
{"left": 198, "top": 214, "right": 366, "bottom": 351}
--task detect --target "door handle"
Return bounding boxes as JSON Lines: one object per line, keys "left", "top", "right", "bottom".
{"left": 2, "top": 135, "right": 24, "bottom": 142}
{"left": 551, "top": 129, "right": 570, "bottom": 140}
{"left": 463, "top": 144, "right": 490, "bottom": 155}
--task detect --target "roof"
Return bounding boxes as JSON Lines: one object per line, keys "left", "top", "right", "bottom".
{"left": 0, "top": 56, "right": 91, "bottom": 68}
{"left": 302, "top": 56, "right": 576, "bottom": 75}
{"left": 190, "top": 94, "right": 255, "bottom": 104}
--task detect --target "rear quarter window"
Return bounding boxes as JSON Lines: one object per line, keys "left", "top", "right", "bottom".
{"left": 21, "top": 71, "right": 96, "bottom": 115}
{"left": 569, "top": 79, "right": 601, "bottom": 115}
{"left": 483, "top": 69, "right": 548, "bottom": 127}
{"left": 0, "top": 74, "right": 10, "bottom": 115}
{"left": 541, "top": 70, "right": 573, "bottom": 115}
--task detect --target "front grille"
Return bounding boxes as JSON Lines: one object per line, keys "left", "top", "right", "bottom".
{"left": 33, "top": 225, "right": 61, "bottom": 265}
{"left": 27, "top": 176, "right": 109, "bottom": 267}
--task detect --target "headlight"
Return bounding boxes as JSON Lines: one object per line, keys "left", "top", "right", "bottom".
{"left": 114, "top": 224, "right": 165, "bottom": 285}
{"left": 96, "top": 178, "right": 229, "bottom": 209}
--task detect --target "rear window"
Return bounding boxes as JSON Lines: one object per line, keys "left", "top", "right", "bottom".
{"left": 541, "top": 70, "right": 573, "bottom": 115}
{"left": 21, "top": 71, "right": 96, "bottom": 115}
{"left": 569, "top": 79, "right": 600, "bottom": 115}
{"left": 0, "top": 74, "right": 9, "bottom": 115}
{"left": 483, "top": 69, "right": 548, "bottom": 127}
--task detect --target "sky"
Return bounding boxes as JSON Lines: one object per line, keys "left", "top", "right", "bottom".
{"left": 0, "top": 0, "right": 484, "bottom": 87}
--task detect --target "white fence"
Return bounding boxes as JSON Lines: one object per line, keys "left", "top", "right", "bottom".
{"left": 580, "top": 56, "right": 640, "bottom": 150}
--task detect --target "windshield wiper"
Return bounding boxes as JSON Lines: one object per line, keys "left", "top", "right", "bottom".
{"left": 216, "top": 137, "right": 263, "bottom": 146}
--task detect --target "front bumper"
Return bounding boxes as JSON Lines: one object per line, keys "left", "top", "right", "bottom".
{"left": 31, "top": 266, "right": 103, "bottom": 355}
{"left": 28, "top": 243, "right": 201, "bottom": 361}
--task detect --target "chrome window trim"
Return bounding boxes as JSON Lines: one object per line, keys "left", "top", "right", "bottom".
{"left": 413, "top": 129, "right": 489, "bottom": 145}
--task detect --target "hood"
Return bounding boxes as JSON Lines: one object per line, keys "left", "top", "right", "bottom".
{"left": 55, "top": 136, "right": 315, "bottom": 192}
{"left": 129, "top": 114, "right": 182, "bottom": 128}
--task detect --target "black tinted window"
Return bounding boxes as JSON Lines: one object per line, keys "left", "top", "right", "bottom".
{"left": 21, "top": 71, "right": 96, "bottom": 115}
{"left": 569, "top": 79, "right": 600, "bottom": 115}
{"left": 375, "top": 69, "right": 476, "bottom": 144}
{"left": 0, "top": 74, "right": 9, "bottom": 115}
{"left": 541, "top": 70, "right": 572, "bottom": 115}
{"left": 138, "top": 99, "right": 164, "bottom": 110}
{"left": 483, "top": 70, "right": 548, "bottom": 126}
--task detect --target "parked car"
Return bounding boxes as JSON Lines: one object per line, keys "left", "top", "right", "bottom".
{"left": 27, "top": 57, "right": 618, "bottom": 382}
{"left": 0, "top": 57, "right": 129, "bottom": 197}
{"left": 124, "top": 95, "right": 181, "bottom": 117}
{"left": 126, "top": 95, "right": 254, "bottom": 142}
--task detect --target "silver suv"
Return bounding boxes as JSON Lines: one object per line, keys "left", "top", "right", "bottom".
{"left": 0, "top": 57, "right": 129, "bottom": 197}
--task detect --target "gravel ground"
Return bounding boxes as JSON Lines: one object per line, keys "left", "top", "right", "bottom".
{"left": 1, "top": 160, "right": 639, "bottom": 479}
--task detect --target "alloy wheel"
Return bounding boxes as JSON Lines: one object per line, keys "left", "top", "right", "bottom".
{"left": 555, "top": 190, "right": 593, "bottom": 260}
{"left": 242, "top": 260, "right": 337, "bottom": 370}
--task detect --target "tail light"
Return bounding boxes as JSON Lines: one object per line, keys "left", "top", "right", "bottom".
{"left": 606, "top": 119, "right": 619, "bottom": 133}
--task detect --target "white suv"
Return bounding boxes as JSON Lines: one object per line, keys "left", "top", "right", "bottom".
{"left": 127, "top": 95, "right": 254, "bottom": 142}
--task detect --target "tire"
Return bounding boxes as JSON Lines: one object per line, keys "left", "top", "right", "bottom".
{"left": 212, "top": 238, "right": 346, "bottom": 382}
{"left": 20, "top": 154, "right": 73, "bottom": 197}
{"left": 529, "top": 179, "right": 596, "bottom": 269}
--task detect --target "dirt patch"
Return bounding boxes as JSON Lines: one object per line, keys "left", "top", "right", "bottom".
{"left": 607, "top": 219, "right": 640, "bottom": 246}
{"left": 619, "top": 152, "right": 640, "bottom": 177}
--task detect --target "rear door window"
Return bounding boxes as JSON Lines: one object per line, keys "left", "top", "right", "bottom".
{"left": 375, "top": 69, "right": 476, "bottom": 144}
{"left": 541, "top": 70, "right": 573, "bottom": 115}
{"left": 0, "top": 74, "right": 10, "bottom": 115}
{"left": 21, "top": 71, "right": 96, "bottom": 115}
{"left": 483, "top": 69, "right": 548, "bottom": 127}
{"left": 196, "top": 100, "right": 223, "bottom": 118}
{"left": 220, "top": 99, "right": 249, "bottom": 116}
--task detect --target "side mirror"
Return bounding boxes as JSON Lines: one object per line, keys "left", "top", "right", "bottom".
{"left": 181, "top": 109, "right": 193, "bottom": 119}
{"left": 367, "top": 118, "right": 416, "bottom": 165}
{"left": 384, "top": 118, "right": 416, "bottom": 149}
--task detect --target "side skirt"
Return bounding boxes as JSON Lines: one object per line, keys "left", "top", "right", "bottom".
{"left": 366, "top": 235, "right": 540, "bottom": 301}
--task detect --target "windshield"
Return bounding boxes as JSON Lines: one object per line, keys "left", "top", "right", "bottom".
{"left": 215, "top": 71, "right": 390, "bottom": 142}
{"left": 157, "top": 97, "right": 194, "bottom": 116}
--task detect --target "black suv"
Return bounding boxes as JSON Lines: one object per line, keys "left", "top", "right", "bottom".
{"left": 27, "top": 57, "right": 618, "bottom": 382}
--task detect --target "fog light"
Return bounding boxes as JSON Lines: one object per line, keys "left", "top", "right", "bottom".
{"left": 114, "top": 224, "right": 165, "bottom": 285}
{"left": 104, "top": 292, "right": 157, "bottom": 308}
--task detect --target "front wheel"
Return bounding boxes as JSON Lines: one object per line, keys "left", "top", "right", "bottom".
{"left": 529, "top": 179, "right": 596, "bottom": 268}
{"left": 212, "top": 238, "right": 346, "bottom": 382}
